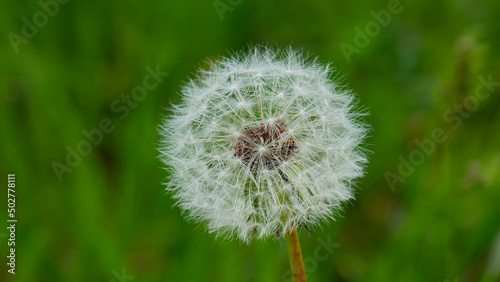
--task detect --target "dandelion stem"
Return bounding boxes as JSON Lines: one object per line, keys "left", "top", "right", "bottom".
{"left": 286, "top": 229, "right": 307, "bottom": 282}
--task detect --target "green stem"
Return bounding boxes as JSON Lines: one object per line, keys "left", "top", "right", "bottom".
{"left": 286, "top": 229, "right": 307, "bottom": 282}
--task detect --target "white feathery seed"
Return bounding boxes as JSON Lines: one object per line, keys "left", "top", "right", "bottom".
{"left": 159, "top": 46, "right": 369, "bottom": 242}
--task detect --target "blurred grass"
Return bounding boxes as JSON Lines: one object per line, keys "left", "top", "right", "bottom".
{"left": 1, "top": 0, "right": 499, "bottom": 281}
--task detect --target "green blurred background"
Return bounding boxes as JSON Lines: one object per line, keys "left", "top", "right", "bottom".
{"left": 1, "top": 0, "right": 499, "bottom": 281}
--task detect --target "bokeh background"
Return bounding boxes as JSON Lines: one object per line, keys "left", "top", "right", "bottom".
{"left": 1, "top": 0, "right": 499, "bottom": 281}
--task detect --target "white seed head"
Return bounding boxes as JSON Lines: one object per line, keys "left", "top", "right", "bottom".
{"left": 159, "top": 46, "right": 369, "bottom": 242}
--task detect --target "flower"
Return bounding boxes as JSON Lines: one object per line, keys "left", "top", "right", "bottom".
{"left": 159, "top": 46, "right": 369, "bottom": 242}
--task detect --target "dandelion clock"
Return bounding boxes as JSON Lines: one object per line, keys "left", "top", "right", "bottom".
{"left": 158, "top": 46, "right": 369, "bottom": 281}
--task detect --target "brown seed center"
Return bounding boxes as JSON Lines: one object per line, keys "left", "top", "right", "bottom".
{"left": 234, "top": 120, "right": 297, "bottom": 172}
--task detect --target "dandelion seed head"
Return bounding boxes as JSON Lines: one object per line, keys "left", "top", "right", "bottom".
{"left": 159, "top": 46, "right": 369, "bottom": 242}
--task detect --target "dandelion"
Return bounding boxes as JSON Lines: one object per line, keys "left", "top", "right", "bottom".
{"left": 159, "top": 46, "right": 369, "bottom": 281}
